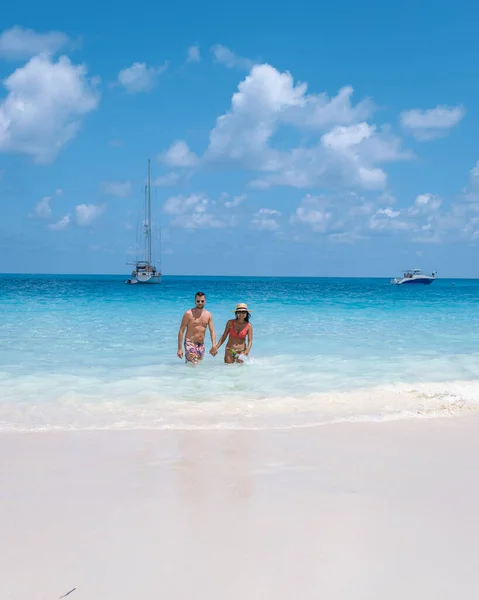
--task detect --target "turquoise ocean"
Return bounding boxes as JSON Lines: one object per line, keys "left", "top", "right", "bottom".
{"left": 1, "top": 274, "right": 478, "bottom": 431}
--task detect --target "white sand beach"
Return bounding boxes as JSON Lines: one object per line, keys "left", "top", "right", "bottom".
{"left": 2, "top": 416, "right": 479, "bottom": 599}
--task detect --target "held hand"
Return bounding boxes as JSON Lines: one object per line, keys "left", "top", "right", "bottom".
{"left": 177, "top": 349, "right": 183, "bottom": 360}
{"left": 243, "top": 349, "right": 249, "bottom": 356}
{"left": 209, "top": 345, "right": 218, "bottom": 357}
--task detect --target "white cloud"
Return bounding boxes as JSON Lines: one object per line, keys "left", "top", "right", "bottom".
{"left": 290, "top": 192, "right": 407, "bottom": 239}
{"left": 400, "top": 104, "right": 465, "bottom": 140}
{"left": 224, "top": 193, "right": 246, "bottom": 208}
{"left": 166, "top": 63, "right": 408, "bottom": 191}
{"left": 408, "top": 193, "right": 442, "bottom": 215}
{"left": 0, "top": 26, "right": 70, "bottom": 60}
{"left": 75, "top": 203, "right": 104, "bottom": 226}
{"left": 211, "top": 44, "right": 254, "bottom": 70}
{"left": 153, "top": 172, "right": 181, "bottom": 187}
{"left": 471, "top": 161, "right": 479, "bottom": 182}
{"left": 280, "top": 161, "right": 479, "bottom": 245}
{"left": 437, "top": 160, "right": 479, "bottom": 242}
{"left": 348, "top": 201, "right": 375, "bottom": 216}
{"left": 0, "top": 54, "right": 99, "bottom": 163}
{"left": 251, "top": 208, "right": 281, "bottom": 231}
{"left": 369, "top": 207, "right": 412, "bottom": 232}
{"left": 285, "top": 85, "right": 374, "bottom": 131}
{"left": 376, "top": 207, "right": 400, "bottom": 218}
{"left": 329, "top": 231, "right": 367, "bottom": 244}
{"left": 185, "top": 213, "right": 227, "bottom": 229}
{"left": 292, "top": 195, "right": 333, "bottom": 232}
{"left": 161, "top": 140, "right": 198, "bottom": 167}
{"left": 117, "top": 61, "right": 168, "bottom": 93}
{"left": 48, "top": 215, "right": 70, "bottom": 231}
{"left": 187, "top": 45, "right": 200, "bottom": 63}
{"left": 163, "top": 193, "right": 206, "bottom": 215}
{"left": 32, "top": 196, "right": 53, "bottom": 219}
{"left": 205, "top": 64, "right": 305, "bottom": 168}
{"left": 463, "top": 161, "right": 479, "bottom": 204}
{"left": 101, "top": 180, "right": 132, "bottom": 197}
{"left": 163, "top": 193, "right": 227, "bottom": 229}
{"left": 30, "top": 188, "right": 63, "bottom": 220}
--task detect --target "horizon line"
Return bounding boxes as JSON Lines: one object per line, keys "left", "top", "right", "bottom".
{"left": 0, "top": 272, "right": 477, "bottom": 280}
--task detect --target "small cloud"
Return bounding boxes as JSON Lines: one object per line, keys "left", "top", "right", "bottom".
{"left": 184, "top": 213, "right": 227, "bottom": 229}
{"left": 408, "top": 193, "right": 442, "bottom": 215}
{"left": 117, "top": 61, "right": 168, "bottom": 93}
{"left": 32, "top": 196, "right": 53, "bottom": 219}
{"left": 294, "top": 207, "right": 332, "bottom": 231}
{"left": 163, "top": 193, "right": 227, "bottom": 229}
{"left": 291, "top": 195, "right": 333, "bottom": 232}
{"left": 101, "top": 180, "right": 132, "bottom": 197}
{"left": 224, "top": 193, "right": 246, "bottom": 208}
{"left": 109, "top": 139, "right": 123, "bottom": 147}
{"left": 211, "top": 44, "right": 254, "bottom": 70}
{"left": 75, "top": 203, "right": 105, "bottom": 226}
{"left": 160, "top": 140, "right": 198, "bottom": 167}
{"left": 0, "top": 25, "right": 70, "bottom": 60}
{"left": 376, "top": 207, "right": 400, "bottom": 218}
{"left": 163, "top": 193, "right": 206, "bottom": 215}
{"left": 251, "top": 208, "right": 281, "bottom": 231}
{"left": 30, "top": 188, "right": 63, "bottom": 219}
{"left": 369, "top": 207, "right": 412, "bottom": 231}
{"left": 400, "top": 104, "right": 466, "bottom": 140}
{"left": 48, "top": 214, "right": 70, "bottom": 231}
{"left": 187, "top": 45, "right": 200, "bottom": 63}
{"left": 471, "top": 161, "right": 479, "bottom": 182}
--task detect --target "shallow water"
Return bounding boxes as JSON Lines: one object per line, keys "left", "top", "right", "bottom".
{"left": 1, "top": 274, "right": 478, "bottom": 430}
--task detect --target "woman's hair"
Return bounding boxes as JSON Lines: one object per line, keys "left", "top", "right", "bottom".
{"left": 235, "top": 311, "right": 251, "bottom": 323}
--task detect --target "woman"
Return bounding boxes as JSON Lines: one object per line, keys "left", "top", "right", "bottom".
{"left": 216, "top": 303, "right": 253, "bottom": 364}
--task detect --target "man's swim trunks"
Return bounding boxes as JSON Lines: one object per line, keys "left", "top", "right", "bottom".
{"left": 184, "top": 338, "right": 205, "bottom": 363}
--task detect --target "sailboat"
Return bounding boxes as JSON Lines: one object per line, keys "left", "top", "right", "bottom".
{"left": 126, "top": 159, "right": 162, "bottom": 284}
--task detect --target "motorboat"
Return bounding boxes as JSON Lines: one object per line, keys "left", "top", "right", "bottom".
{"left": 390, "top": 269, "right": 437, "bottom": 285}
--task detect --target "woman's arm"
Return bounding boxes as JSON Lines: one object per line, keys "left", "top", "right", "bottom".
{"left": 216, "top": 320, "right": 231, "bottom": 350}
{"left": 245, "top": 324, "right": 253, "bottom": 354}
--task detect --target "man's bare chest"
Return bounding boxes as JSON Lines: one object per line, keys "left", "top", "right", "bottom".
{"left": 189, "top": 313, "right": 208, "bottom": 328}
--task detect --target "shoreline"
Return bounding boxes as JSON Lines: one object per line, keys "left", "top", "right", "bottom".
{"left": 2, "top": 376, "right": 479, "bottom": 433}
{"left": 2, "top": 415, "right": 479, "bottom": 598}
{"left": 0, "top": 408, "right": 477, "bottom": 434}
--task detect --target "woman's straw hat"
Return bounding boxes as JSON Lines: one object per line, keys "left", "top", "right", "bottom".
{"left": 233, "top": 302, "right": 252, "bottom": 313}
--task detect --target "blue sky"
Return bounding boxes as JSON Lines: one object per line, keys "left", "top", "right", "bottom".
{"left": 1, "top": 0, "right": 478, "bottom": 277}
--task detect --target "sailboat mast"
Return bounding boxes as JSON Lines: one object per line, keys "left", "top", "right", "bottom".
{"left": 147, "top": 158, "right": 152, "bottom": 265}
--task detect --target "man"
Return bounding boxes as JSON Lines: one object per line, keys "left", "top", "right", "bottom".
{"left": 177, "top": 292, "right": 217, "bottom": 364}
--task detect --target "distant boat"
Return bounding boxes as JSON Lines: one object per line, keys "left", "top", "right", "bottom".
{"left": 126, "top": 159, "right": 162, "bottom": 285}
{"left": 390, "top": 269, "right": 437, "bottom": 285}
